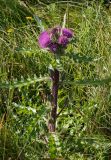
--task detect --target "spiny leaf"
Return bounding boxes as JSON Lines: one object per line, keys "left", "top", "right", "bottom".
{"left": 0, "top": 76, "right": 49, "bottom": 89}
{"left": 34, "top": 15, "right": 44, "bottom": 32}
{"left": 71, "top": 77, "right": 111, "bottom": 86}
{"left": 68, "top": 52, "right": 94, "bottom": 63}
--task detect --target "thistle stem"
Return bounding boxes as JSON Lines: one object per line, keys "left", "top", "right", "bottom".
{"left": 48, "top": 69, "right": 59, "bottom": 132}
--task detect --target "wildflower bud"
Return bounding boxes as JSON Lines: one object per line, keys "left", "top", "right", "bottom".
{"left": 62, "top": 28, "right": 73, "bottom": 38}
{"left": 58, "top": 35, "right": 69, "bottom": 47}
{"left": 49, "top": 43, "right": 58, "bottom": 53}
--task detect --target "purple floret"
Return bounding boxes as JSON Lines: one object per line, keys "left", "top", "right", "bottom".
{"left": 38, "top": 31, "right": 51, "bottom": 48}
{"left": 51, "top": 26, "right": 61, "bottom": 35}
{"left": 62, "top": 28, "right": 73, "bottom": 38}
{"left": 49, "top": 43, "right": 58, "bottom": 53}
{"left": 58, "top": 35, "right": 69, "bottom": 47}
{"left": 50, "top": 26, "right": 61, "bottom": 42}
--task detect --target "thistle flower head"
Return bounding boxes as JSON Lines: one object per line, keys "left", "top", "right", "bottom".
{"left": 38, "top": 31, "right": 51, "bottom": 48}
{"left": 58, "top": 35, "right": 69, "bottom": 47}
{"left": 49, "top": 43, "right": 58, "bottom": 53}
{"left": 38, "top": 26, "right": 73, "bottom": 53}
{"left": 62, "top": 28, "right": 73, "bottom": 38}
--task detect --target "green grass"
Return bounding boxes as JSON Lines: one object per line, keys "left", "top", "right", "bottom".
{"left": 0, "top": 0, "right": 111, "bottom": 159}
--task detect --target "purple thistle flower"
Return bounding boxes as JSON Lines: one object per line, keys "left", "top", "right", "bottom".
{"left": 50, "top": 26, "right": 61, "bottom": 35}
{"left": 38, "top": 27, "right": 73, "bottom": 54}
{"left": 51, "top": 27, "right": 59, "bottom": 35}
{"left": 62, "top": 28, "right": 73, "bottom": 38}
{"left": 38, "top": 31, "right": 51, "bottom": 48}
{"left": 49, "top": 43, "right": 58, "bottom": 53}
{"left": 58, "top": 35, "right": 69, "bottom": 47}
{"left": 50, "top": 26, "right": 61, "bottom": 42}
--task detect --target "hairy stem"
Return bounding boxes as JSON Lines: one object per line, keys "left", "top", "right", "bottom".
{"left": 48, "top": 69, "right": 59, "bottom": 132}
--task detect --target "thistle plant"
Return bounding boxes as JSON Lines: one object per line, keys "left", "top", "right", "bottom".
{"left": 38, "top": 26, "right": 73, "bottom": 132}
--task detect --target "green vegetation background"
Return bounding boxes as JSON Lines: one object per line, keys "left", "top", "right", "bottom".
{"left": 0, "top": 0, "right": 111, "bottom": 159}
